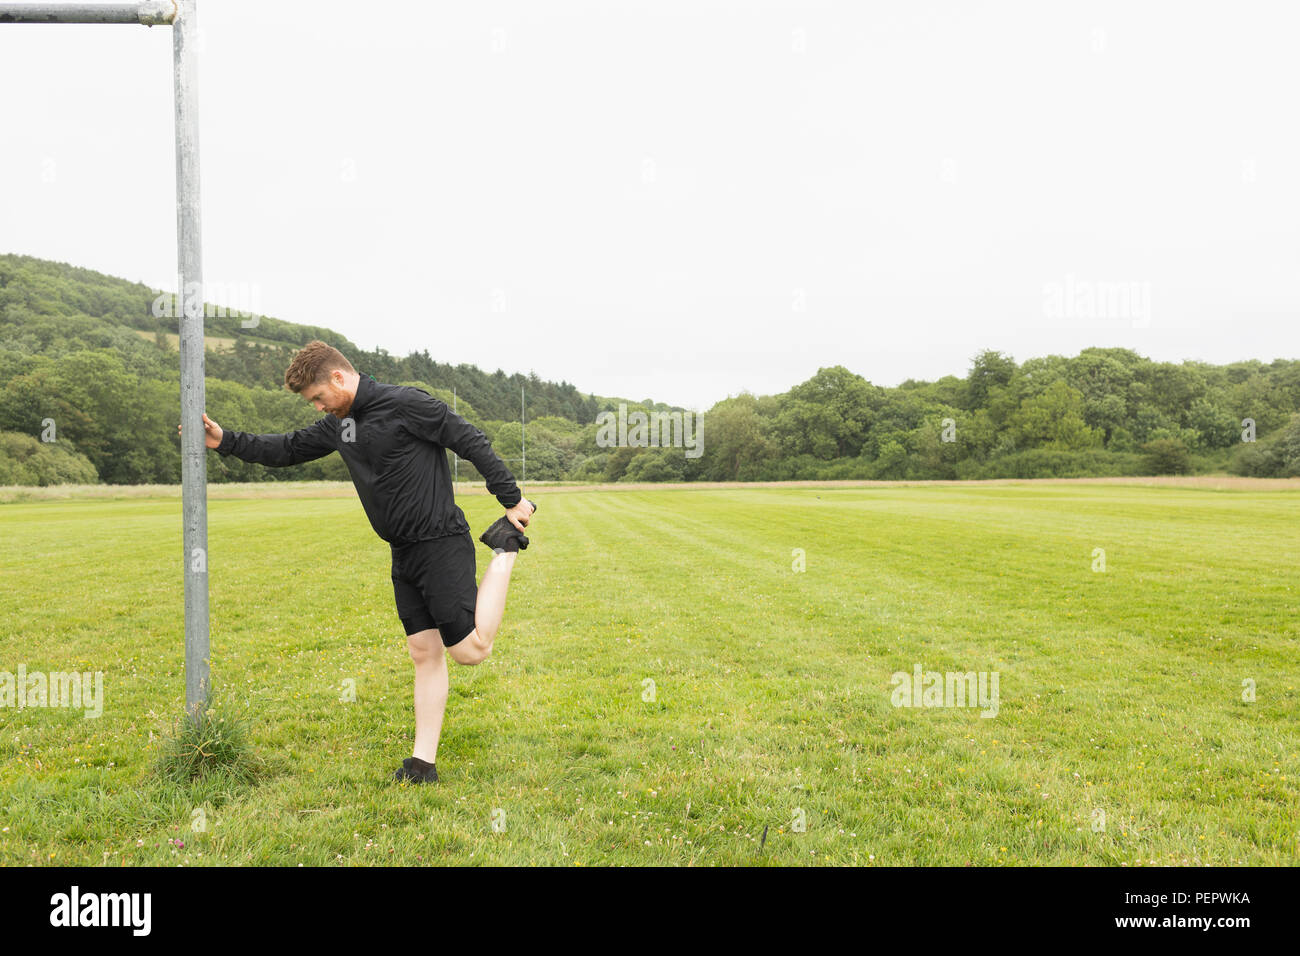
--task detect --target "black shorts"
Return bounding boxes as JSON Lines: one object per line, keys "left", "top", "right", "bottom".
{"left": 390, "top": 532, "right": 478, "bottom": 646}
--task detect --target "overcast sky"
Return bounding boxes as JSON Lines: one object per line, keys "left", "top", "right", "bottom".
{"left": 2, "top": 1, "right": 1297, "bottom": 411}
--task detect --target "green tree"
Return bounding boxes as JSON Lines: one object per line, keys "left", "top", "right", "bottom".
{"left": 772, "top": 366, "right": 879, "bottom": 459}
{"left": 0, "top": 431, "right": 99, "bottom": 485}
{"left": 1141, "top": 437, "right": 1191, "bottom": 475}
{"left": 965, "top": 350, "right": 1017, "bottom": 409}
{"left": 700, "top": 394, "right": 775, "bottom": 481}
{"left": 1009, "top": 380, "right": 1102, "bottom": 450}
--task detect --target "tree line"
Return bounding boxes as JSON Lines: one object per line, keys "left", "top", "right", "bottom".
{"left": 2, "top": 253, "right": 1299, "bottom": 486}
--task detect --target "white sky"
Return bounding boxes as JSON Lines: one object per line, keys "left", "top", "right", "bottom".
{"left": 2, "top": 0, "right": 1297, "bottom": 411}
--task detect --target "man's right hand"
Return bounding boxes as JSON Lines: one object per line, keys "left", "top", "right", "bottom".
{"left": 177, "top": 413, "right": 223, "bottom": 449}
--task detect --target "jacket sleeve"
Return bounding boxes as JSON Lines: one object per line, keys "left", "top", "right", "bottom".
{"left": 402, "top": 390, "right": 522, "bottom": 508}
{"left": 215, "top": 416, "right": 338, "bottom": 467}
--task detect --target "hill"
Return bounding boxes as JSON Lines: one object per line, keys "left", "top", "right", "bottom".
{"left": 3, "top": 252, "right": 1300, "bottom": 486}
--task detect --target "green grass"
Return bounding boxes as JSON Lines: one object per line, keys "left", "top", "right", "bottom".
{"left": 1, "top": 483, "right": 1297, "bottom": 866}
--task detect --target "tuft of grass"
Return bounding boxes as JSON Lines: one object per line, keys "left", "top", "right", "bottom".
{"left": 153, "top": 696, "right": 265, "bottom": 787}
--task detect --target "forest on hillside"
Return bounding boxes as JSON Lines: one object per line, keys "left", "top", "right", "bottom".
{"left": 2, "top": 253, "right": 1299, "bottom": 487}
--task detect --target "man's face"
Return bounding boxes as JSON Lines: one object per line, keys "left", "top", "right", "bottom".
{"left": 302, "top": 369, "right": 355, "bottom": 418}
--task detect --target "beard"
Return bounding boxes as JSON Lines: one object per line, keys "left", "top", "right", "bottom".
{"left": 329, "top": 392, "right": 354, "bottom": 418}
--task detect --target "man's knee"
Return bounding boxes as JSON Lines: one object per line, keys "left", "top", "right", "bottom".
{"left": 447, "top": 630, "right": 492, "bottom": 666}
{"left": 406, "top": 629, "right": 445, "bottom": 666}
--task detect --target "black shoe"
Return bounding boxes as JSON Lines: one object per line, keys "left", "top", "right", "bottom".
{"left": 479, "top": 505, "right": 534, "bottom": 552}
{"left": 394, "top": 756, "right": 438, "bottom": 783}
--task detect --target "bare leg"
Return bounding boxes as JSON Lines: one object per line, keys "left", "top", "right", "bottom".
{"left": 447, "top": 550, "right": 517, "bottom": 666}
{"left": 407, "top": 628, "right": 448, "bottom": 762}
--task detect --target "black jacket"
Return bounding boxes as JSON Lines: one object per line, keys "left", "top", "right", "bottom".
{"left": 215, "top": 374, "right": 521, "bottom": 545}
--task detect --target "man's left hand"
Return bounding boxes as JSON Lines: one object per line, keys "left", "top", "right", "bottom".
{"left": 505, "top": 498, "right": 534, "bottom": 532}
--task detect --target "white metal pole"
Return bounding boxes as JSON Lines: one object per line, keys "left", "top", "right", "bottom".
{"left": 173, "top": 0, "right": 208, "bottom": 719}
{"left": 0, "top": 1, "right": 172, "bottom": 24}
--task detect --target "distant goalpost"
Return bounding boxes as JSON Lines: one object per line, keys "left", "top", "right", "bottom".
{"left": 1, "top": 1, "right": 211, "bottom": 718}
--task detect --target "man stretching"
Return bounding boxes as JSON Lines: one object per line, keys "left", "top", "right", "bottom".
{"left": 186, "top": 341, "right": 534, "bottom": 784}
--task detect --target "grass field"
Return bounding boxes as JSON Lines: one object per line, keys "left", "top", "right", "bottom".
{"left": 1, "top": 482, "right": 1297, "bottom": 866}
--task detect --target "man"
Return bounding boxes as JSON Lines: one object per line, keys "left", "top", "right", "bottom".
{"left": 184, "top": 340, "right": 535, "bottom": 785}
